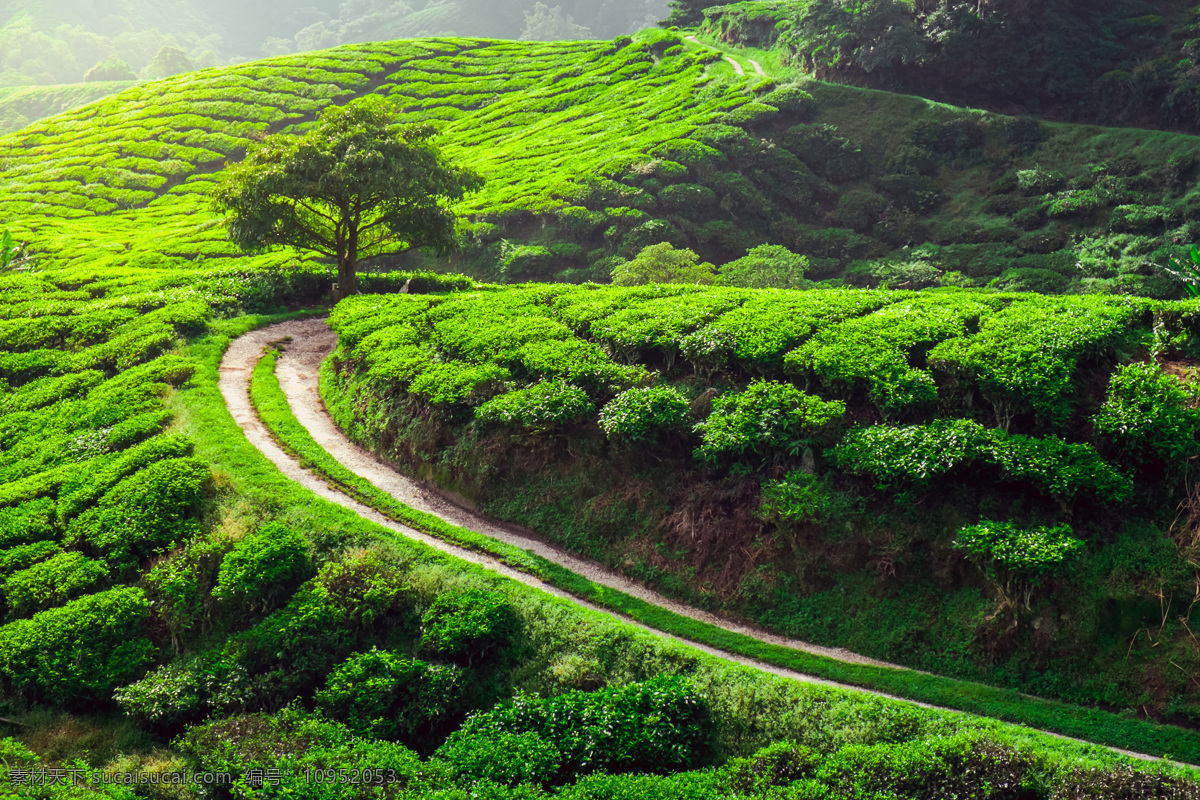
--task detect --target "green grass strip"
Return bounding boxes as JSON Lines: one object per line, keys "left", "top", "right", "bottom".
{"left": 248, "top": 339, "right": 1200, "bottom": 764}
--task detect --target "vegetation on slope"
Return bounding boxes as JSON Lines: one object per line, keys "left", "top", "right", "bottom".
{"left": 324, "top": 282, "right": 1200, "bottom": 728}
{"left": 699, "top": 0, "right": 1200, "bottom": 133}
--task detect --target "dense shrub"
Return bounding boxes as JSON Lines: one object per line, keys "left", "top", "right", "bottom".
{"left": 783, "top": 124, "right": 868, "bottom": 182}
{"left": 0, "top": 586, "right": 154, "bottom": 703}
{"left": 66, "top": 456, "right": 213, "bottom": 570}
{"left": 610, "top": 242, "right": 716, "bottom": 286}
{"left": 717, "top": 245, "right": 809, "bottom": 289}
{"left": 955, "top": 521, "right": 1085, "bottom": 609}
{"left": 475, "top": 380, "right": 596, "bottom": 431}
{"left": 143, "top": 531, "right": 232, "bottom": 650}
{"left": 420, "top": 589, "right": 519, "bottom": 666}
{"left": 598, "top": 385, "right": 691, "bottom": 443}
{"left": 179, "top": 708, "right": 436, "bottom": 799}
{"left": 435, "top": 676, "right": 710, "bottom": 785}
{"left": 1092, "top": 362, "right": 1200, "bottom": 474}
{"left": 437, "top": 730, "right": 561, "bottom": 787}
{"left": 832, "top": 419, "right": 1132, "bottom": 502}
{"left": 2, "top": 551, "right": 107, "bottom": 618}
{"left": 212, "top": 522, "right": 314, "bottom": 613}
{"left": 314, "top": 647, "right": 467, "bottom": 743}
{"left": 695, "top": 380, "right": 845, "bottom": 462}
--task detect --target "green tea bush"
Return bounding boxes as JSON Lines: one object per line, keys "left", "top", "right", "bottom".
{"left": 143, "top": 531, "right": 232, "bottom": 651}
{"left": 437, "top": 730, "right": 561, "bottom": 787}
{"left": 66, "top": 456, "right": 212, "bottom": 571}
{"left": 955, "top": 521, "right": 1084, "bottom": 610}
{"left": 695, "top": 380, "right": 845, "bottom": 462}
{"left": 832, "top": 419, "right": 1131, "bottom": 502}
{"left": 598, "top": 385, "right": 691, "bottom": 443}
{"left": 1017, "top": 167, "right": 1065, "bottom": 194}
{"left": 179, "top": 707, "right": 437, "bottom": 799}
{"left": 1092, "top": 362, "right": 1200, "bottom": 473}
{"left": 212, "top": 522, "right": 314, "bottom": 614}
{"left": 0, "top": 498, "right": 56, "bottom": 548}
{"left": 2, "top": 551, "right": 106, "bottom": 618}
{"left": 0, "top": 586, "right": 153, "bottom": 703}
{"left": 783, "top": 124, "right": 868, "bottom": 183}
{"left": 0, "top": 540, "right": 61, "bottom": 578}
{"left": 475, "top": 380, "right": 595, "bottom": 431}
{"left": 315, "top": 647, "right": 467, "bottom": 743}
{"left": 435, "top": 676, "right": 710, "bottom": 785}
{"left": 420, "top": 589, "right": 519, "bottom": 666}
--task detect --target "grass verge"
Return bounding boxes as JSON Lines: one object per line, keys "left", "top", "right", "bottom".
{"left": 245, "top": 331, "right": 1200, "bottom": 764}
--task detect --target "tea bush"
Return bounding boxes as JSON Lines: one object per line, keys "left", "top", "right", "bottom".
{"left": 435, "top": 676, "right": 710, "bottom": 785}
{"left": 599, "top": 385, "right": 691, "bottom": 443}
{"left": 315, "top": 647, "right": 467, "bottom": 744}
{"left": 1092, "top": 362, "right": 1200, "bottom": 473}
{"left": 212, "top": 522, "right": 314, "bottom": 614}
{"left": 0, "top": 586, "right": 153, "bottom": 703}
{"left": 475, "top": 381, "right": 596, "bottom": 432}
{"left": 1, "top": 551, "right": 107, "bottom": 618}
{"left": 695, "top": 380, "right": 845, "bottom": 462}
{"left": 420, "top": 589, "right": 519, "bottom": 666}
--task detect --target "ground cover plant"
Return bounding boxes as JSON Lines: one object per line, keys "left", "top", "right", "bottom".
{"left": 326, "top": 282, "right": 1200, "bottom": 730}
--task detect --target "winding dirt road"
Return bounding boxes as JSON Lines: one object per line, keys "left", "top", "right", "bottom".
{"left": 218, "top": 317, "right": 1167, "bottom": 764}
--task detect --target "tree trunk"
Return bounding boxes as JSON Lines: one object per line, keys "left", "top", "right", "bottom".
{"left": 337, "top": 227, "right": 360, "bottom": 297}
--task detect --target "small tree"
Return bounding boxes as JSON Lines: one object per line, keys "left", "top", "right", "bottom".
{"left": 212, "top": 97, "right": 483, "bottom": 297}
{"left": 954, "top": 521, "right": 1084, "bottom": 613}
{"left": 610, "top": 242, "right": 716, "bottom": 286}
{"left": 0, "top": 231, "right": 34, "bottom": 273}
{"left": 718, "top": 244, "right": 810, "bottom": 289}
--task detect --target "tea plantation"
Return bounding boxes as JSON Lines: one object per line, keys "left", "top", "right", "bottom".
{"left": 325, "top": 283, "right": 1200, "bottom": 734}
{"left": 2, "top": 21, "right": 1200, "bottom": 799}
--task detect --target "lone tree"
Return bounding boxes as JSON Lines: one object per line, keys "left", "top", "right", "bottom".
{"left": 212, "top": 96, "right": 483, "bottom": 297}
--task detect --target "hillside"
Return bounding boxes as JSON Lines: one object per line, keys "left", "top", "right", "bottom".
{"left": 0, "top": 0, "right": 667, "bottom": 86}
{"left": 697, "top": 0, "right": 1200, "bottom": 132}
{"left": 6, "top": 28, "right": 1200, "bottom": 794}
{"left": 7, "top": 30, "right": 1200, "bottom": 298}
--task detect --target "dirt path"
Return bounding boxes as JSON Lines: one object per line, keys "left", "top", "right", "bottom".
{"left": 749, "top": 59, "right": 766, "bottom": 76}
{"left": 219, "top": 318, "right": 1167, "bottom": 765}
{"left": 725, "top": 56, "right": 746, "bottom": 77}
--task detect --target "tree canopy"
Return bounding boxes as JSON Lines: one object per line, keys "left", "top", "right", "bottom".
{"left": 212, "top": 96, "right": 483, "bottom": 296}
{"left": 717, "top": 244, "right": 810, "bottom": 289}
{"left": 610, "top": 242, "right": 716, "bottom": 286}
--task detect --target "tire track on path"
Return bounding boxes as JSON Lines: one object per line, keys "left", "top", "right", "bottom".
{"left": 219, "top": 316, "right": 1168, "bottom": 765}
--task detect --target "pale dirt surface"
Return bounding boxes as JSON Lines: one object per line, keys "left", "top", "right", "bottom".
{"left": 725, "top": 56, "right": 746, "bottom": 77}
{"left": 219, "top": 317, "right": 1166, "bottom": 764}
{"left": 749, "top": 59, "right": 766, "bottom": 76}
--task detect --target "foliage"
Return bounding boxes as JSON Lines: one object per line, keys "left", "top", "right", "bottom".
{"left": 1, "top": 551, "right": 107, "bottom": 618}
{"left": 833, "top": 419, "right": 1132, "bottom": 502}
{"left": 1092, "top": 362, "right": 1200, "bottom": 473}
{"left": 212, "top": 96, "right": 483, "bottom": 296}
{"left": 212, "top": 522, "right": 314, "bottom": 613}
{"left": 599, "top": 385, "right": 691, "bottom": 443}
{"left": 717, "top": 245, "right": 809, "bottom": 289}
{"left": 611, "top": 243, "right": 717, "bottom": 286}
{"left": 420, "top": 589, "right": 519, "bottom": 666}
{"left": 955, "top": 521, "right": 1085, "bottom": 610}
{"left": 315, "top": 647, "right": 466, "bottom": 743}
{"left": 0, "top": 586, "right": 153, "bottom": 703}
{"left": 436, "top": 676, "right": 711, "bottom": 785}
{"left": 475, "top": 380, "right": 596, "bottom": 431}
{"left": 695, "top": 380, "right": 845, "bottom": 462}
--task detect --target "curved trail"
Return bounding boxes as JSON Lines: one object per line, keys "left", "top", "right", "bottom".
{"left": 220, "top": 317, "right": 1162, "bottom": 764}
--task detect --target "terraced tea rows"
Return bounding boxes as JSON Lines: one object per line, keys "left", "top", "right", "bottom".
{"left": 0, "top": 31, "right": 750, "bottom": 275}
